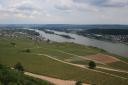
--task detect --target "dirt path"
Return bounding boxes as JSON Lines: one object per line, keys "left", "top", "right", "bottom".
{"left": 56, "top": 50, "right": 128, "bottom": 73}
{"left": 37, "top": 53, "right": 86, "bottom": 68}
{"left": 36, "top": 53, "right": 128, "bottom": 79}
{"left": 56, "top": 50, "right": 106, "bottom": 65}
{"left": 25, "top": 72, "right": 88, "bottom": 85}
{"left": 97, "top": 66, "right": 128, "bottom": 73}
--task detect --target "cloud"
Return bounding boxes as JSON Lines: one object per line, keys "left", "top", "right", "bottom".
{"left": 50, "top": 0, "right": 73, "bottom": 11}
{"left": 0, "top": 0, "right": 46, "bottom": 18}
{"left": 53, "top": 0, "right": 99, "bottom": 12}
{"left": 73, "top": 0, "right": 128, "bottom": 8}
{"left": 103, "top": 0, "right": 128, "bottom": 7}
{"left": 54, "top": 0, "right": 128, "bottom": 12}
{"left": 0, "top": 0, "right": 128, "bottom": 24}
{"left": 55, "top": 4, "right": 72, "bottom": 11}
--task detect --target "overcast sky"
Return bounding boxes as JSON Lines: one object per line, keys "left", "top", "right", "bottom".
{"left": 0, "top": 0, "right": 128, "bottom": 24}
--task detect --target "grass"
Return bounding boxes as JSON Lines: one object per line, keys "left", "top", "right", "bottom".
{"left": 104, "top": 52, "right": 128, "bottom": 63}
{"left": 96, "top": 68, "right": 128, "bottom": 78}
{"left": 43, "top": 42, "right": 128, "bottom": 71}
{"left": 33, "top": 47, "right": 75, "bottom": 61}
{"left": 0, "top": 64, "right": 53, "bottom": 85}
{"left": 70, "top": 59, "right": 108, "bottom": 68}
{"left": 109, "top": 61, "right": 128, "bottom": 71}
{"left": 0, "top": 37, "right": 128, "bottom": 85}
{"left": 39, "top": 42, "right": 104, "bottom": 56}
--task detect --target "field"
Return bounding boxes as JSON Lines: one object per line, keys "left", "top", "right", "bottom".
{"left": 85, "top": 53, "right": 119, "bottom": 64}
{"left": 0, "top": 37, "right": 128, "bottom": 85}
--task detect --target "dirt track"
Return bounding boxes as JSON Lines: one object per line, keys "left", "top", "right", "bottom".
{"left": 25, "top": 72, "right": 89, "bottom": 85}
{"left": 23, "top": 52, "right": 128, "bottom": 85}
{"left": 36, "top": 53, "right": 128, "bottom": 79}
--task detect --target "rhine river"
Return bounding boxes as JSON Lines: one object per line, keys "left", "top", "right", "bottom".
{"left": 29, "top": 28, "right": 128, "bottom": 58}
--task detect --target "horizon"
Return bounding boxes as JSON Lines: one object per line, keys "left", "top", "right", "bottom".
{"left": 0, "top": 23, "right": 128, "bottom": 26}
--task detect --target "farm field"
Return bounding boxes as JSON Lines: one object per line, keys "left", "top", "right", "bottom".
{"left": 0, "top": 37, "right": 128, "bottom": 85}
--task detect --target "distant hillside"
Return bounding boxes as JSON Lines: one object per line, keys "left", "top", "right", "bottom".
{"left": 0, "top": 24, "right": 128, "bottom": 30}
{"left": 85, "top": 29, "right": 128, "bottom": 35}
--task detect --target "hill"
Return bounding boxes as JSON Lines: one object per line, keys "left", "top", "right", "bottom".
{"left": 0, "top": 35, "right": 128, "bottom": 85}
{"left": 0, "top": 64, "right": 53, "bottom": 85}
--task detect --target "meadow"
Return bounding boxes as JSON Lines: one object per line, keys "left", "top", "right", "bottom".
{"left": 0, "top": 37, "right": 128, "bottom": 85}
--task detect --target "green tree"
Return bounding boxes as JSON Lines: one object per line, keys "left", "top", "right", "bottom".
{"left": 14, "top": 62, "right": 24, "bottom": 72}
{"left": 25, "top": 49, "right": 31, "bottom": 53}
{"left": 88, "top": 61, "right": 96, "bottom": 69}
{"left": 22, "top": 49, "right": 31, "bottom": 53}
{"left": 10, "top": 42, "right": 16, "bottom": 47}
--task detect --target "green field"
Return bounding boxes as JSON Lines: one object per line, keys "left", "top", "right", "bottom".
{"left": 96, "top": 68, "right": 128, "bottom": 78}
{"left": 0, "top": 37, "right": 128, "bottom": 85}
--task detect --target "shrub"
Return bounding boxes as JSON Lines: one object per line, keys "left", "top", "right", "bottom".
{"left": 14, "top": 62, "right": 24, "bottom": 72}
{"left": 0, "top": 64, "right": 53, "bottom": 85}
{"left": 88, "top": 61, "right": 96, "bottom": 69}
{"left": 25, "top": 49, "right": 31, "bottom": 53}
{"left": 10, "top": 42, "right": 16, "bottom": 47}
{"left": 22, "top": 49, "right": 31, "bottom": 53}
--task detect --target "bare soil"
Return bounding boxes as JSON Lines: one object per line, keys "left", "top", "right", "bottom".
{"left": 85, "top": 53, "right": 120, "bottom": 64}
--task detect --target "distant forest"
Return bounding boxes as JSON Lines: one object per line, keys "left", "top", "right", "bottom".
{"left": 0, "top": 24, "right": 128, "bottom": 35}
{"left": 85, "top": 29, "right": 128, "bottom": 35}
{"left": 0, "top": 24, "right": 128, "bottom": 30}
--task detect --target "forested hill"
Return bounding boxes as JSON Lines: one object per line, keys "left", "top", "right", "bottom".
{"left": 0, "top": 24, "right": 128, "bottom": 30}
{"left": 85, "top": 29, "right": 128, "bottom": 35}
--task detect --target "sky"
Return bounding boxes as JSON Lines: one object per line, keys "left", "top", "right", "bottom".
{"left": 0, "top": 0, "right": 128, "bottom": 24}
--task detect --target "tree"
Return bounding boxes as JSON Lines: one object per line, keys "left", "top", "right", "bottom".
{"left": 10, "top": 42, "right": 16, "bottom": 47}
{"left": 46, "top": 39, "right": 50, "bottom": 43}
{"left": 14, "top": 62, "right": 24, "bottom": 72}
{"left": 22, "top": 49, "right": 31, "bottom": 53}
{"left": 25, "top": 49, "right": 31, "bottom": 53}
{"left": 88, "top": 61, "right": 96, "bottom": 69}
{"left": 75, "top": 81, "right": 82, "bottom": 85}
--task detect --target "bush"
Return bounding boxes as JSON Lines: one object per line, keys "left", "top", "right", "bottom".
{"left": 75, "top": 81, "right": 82, "bottom": 85}
{"left": 14, "top": 62, "right": 24, "bottom": 72}
{"left": 10, "top": 42, "right": 16, "bottom": 46}
{"left": 25, "top": 49, "right": 31, "bottom": 53}
{"left": 22, "top": 49, "right": 31, "bottom": 53}
{"left": 88, "top": 61, "right": 96, "bottom": 69}
{"left": 0, "top": 64, "right": 53, "bottom": 85}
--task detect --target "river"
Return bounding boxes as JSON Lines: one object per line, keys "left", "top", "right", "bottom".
{"left": 29, "top": 28, "right": 128, "bottom": 58}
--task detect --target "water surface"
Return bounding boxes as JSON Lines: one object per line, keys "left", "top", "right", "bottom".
{"left": 30, "top": 28, "right": 128, "bottom": 57}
